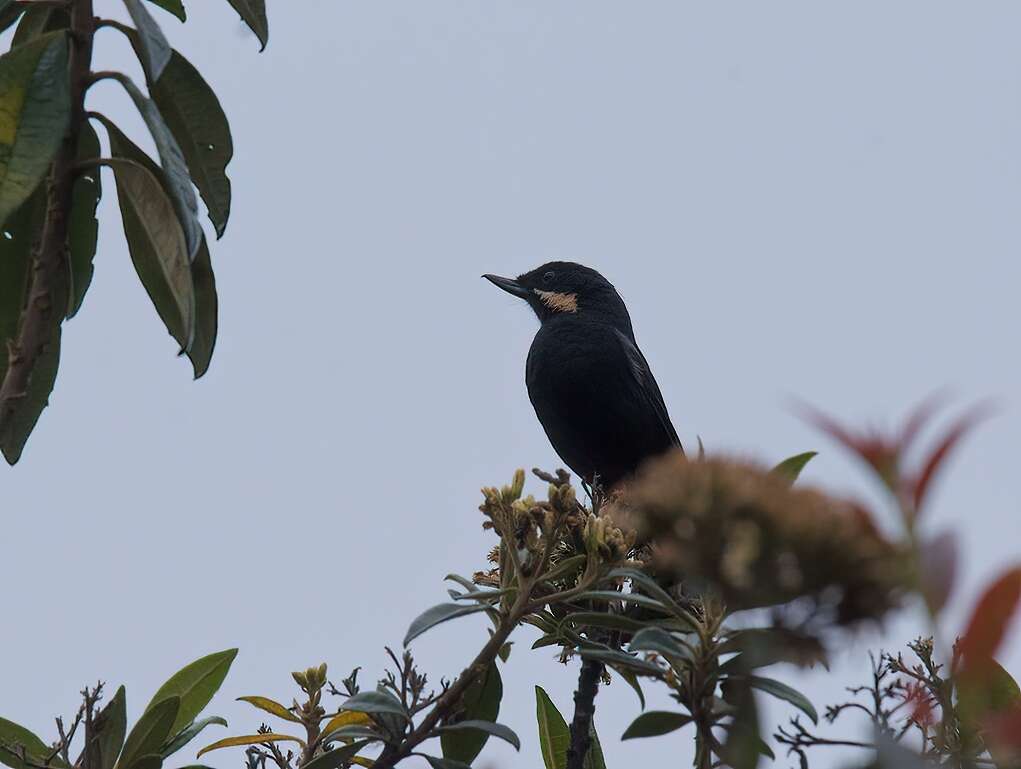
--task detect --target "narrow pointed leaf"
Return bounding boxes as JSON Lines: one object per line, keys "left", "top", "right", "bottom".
{"left": 0, "top": 321, "right": 59, "bottom": 465}
{"left": 144, "top": 0, "right": 185, "bottom": 21}
{"left": 160, "top": 717, "right": 227, "bottom": 758}
{"left": 300, "top": 741, "right": 371, "bottom": 769}
{"left": 10, "top": 8, "right": 66, "bottom": 48}
{"left": 535, "top": 686, "right": 569, "bottom": 769}
{"left": 147, "top": 49, "right": 232, "bottom": 237}
{"left": 913, "top": 403, "right": 994, "bottom": 514}
{"left": 610, "top": 665, "right": 647, "bottom": 709}
{"left": 628, "top": 627, "right": 692, "bottom": 660}
{"left": 96, "top": 686, "right": 128, "bottom": 769}
{"left": 105, "top": 153, "right": 195, "bottom": 353}
{"left": 0, "top": 718, "right": 68, "bottom": 769}
{"left": 741, "top": 675, "right": 818, "bottom": 724}
{"left": 113, "top": 75, "right": 201, "bottom": 259}
{"left": 404, "top": 603, "right": 491, "bottom": 646}
{"left": 959, "top": 566, "right": 1021, "bottom": 666}
{"left": 621, "top": 711, "right": 692, "bottom": 740}
{"left": 224, "top": 0, "right": 267, "bottom": 50}
{"left": 68, "top": 121, "right": 102, "bottom": 317}
{"left": 583, "top": 721, "right": 606, "bottom": 769}
{"left": 441, "top": 663, "right": 501, "bottom": 764}
{"left": 237, "top": 697, "right": 297, "bottom": 723}
{"left": 437, "top": 721, "right": 519, "bottom": 751}
{"left": 123, "top": 0, "right": 171, "bottom": 82}
{"left": 0, "top": 2, "right": 22, "bottom": 34}
{"left": 196, "top": 734, "right": 303, "bottom": 758}
{"left": 771, "top": 451, "right": 817, "bottom": 485}
{"left": 145, "top": 650, "right": 237, "bottom": 736}
{"left": 119, "top": 697, "right": 180, "bottom": 769}
{"left": 99, "top": 116, "right": 215, "bottom": 375}
{"left": 339, "top": 691, "right": 407, "bottom": 718}
{"left": 0, "top": 31, "right": 69, "bottom": 226}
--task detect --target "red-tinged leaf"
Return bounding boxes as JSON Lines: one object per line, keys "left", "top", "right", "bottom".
{"left": 898, "top": 391, "right": 951, "bottom": 454}
{"left": 912, "top": 402, "right": 995, "bottom": 514}
{"left": 959, "top": 567, "right": 1021, "bottom": 667}
{"left": 794, "top": 400, "right": 899, "bottom": 487}
{"left": 919, "top": 530, "right": 958, "bottom": 614}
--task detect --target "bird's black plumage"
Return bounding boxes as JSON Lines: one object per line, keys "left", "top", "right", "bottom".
{"left": 485, "top": 262, "right": 682, "bottom": 489}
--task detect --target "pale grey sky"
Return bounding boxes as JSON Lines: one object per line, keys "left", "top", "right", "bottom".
{"left": 4, "top": 3, "right": 1021, "bottom": 768}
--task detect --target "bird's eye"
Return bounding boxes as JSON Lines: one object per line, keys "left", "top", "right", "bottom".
{"left": 542, "top": 270, "right": 555, "bottom": 284}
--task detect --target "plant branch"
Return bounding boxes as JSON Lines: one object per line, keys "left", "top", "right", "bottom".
{"left": 0, "top": 0, "right": 95, "bottom": 446}
{"left": 372, "top": 585, "right": 534, "bottom": 769}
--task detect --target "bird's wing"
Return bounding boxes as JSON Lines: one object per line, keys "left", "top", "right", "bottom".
{"left": 614, "top": 328, "right": 683, "bottom": 451}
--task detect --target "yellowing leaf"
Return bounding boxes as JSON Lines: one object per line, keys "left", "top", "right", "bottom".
{"left": 320, "top": 711, "right": 372, "bottom": 737}
{"left": 237, "top": 696, "right": 299, "bottom": 723}
{"left": 197, "top": 734, "right": 304, "bottom": 758}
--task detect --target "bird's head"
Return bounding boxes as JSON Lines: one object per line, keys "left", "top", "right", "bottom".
{"left": 483, "top": 261, "right": 633, "bottom": 331}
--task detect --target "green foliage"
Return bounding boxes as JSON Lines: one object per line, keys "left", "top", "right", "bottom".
{"left": 0, "top": 0, "right": 269, "bottom": 464}
{"left": 0, "top": 32, "right": 69, "bottom": 225}
{"left": 440, "top": 662, "right": 502, "bottom": 764}
{"left": 0, "top": 652, "right": 232, "bottom": 769}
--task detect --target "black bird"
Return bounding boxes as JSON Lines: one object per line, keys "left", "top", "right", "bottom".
{"left": 484, "top": 262, "right": 682, "bottom": 489}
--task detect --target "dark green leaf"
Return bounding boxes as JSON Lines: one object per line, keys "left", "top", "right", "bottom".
{"left": 0, "top": 31, "right": 69, "bottom": 227}
{"left": 68, "top": 121, "right": 102, "bottom": 318}
{"left": 441, "top": 663, "right": 501, "bottom": 764}
{"left": 124, "top": 0, "right": 171, "bottom": 82}
{"left": 718, "top": 679, "right": 762, "bottom": 769}
{"left": 605, "top": 567, "right": 699, "bottom": 628}
{"left": 576, "top": 648, "right": 663, "bottom": 676}
{"left": 422, "top": 757, "right": 471, "bottom": 769}
{"left": 185, "top": 233, "right": 216, "bottom": 378}
{"left": 144, "top": 0, "right": 186, "bottom": 22}
{"left": 584, "top": 722, "right": 606, "bottom": 769}
{"left": 144, "top": 650, "right": 236, "bottom": 736}
{"left": 113, "top": 75, "right": 201, "bottom": 259}
{"left": 11, "top": 7, "right": 66, "bottom": 47}
{"left": 319, "top": 726, "right": 378, "bottom": 743}
{"left": 621, "top": 711, "right": 692, "bottom": 740}
{"left": 127, "top": 754, "right": 162, "bottom": 769}
{"left": 0, "top": 181, "right": 60, "bottom": 463}
{"left": 562, "top": 611, "right": 650, "bottom": 634}
{"left": 224, "top": 0, "right": 267, "bottom": 50}
{"left": 95, "top": 686, "right": 128, "bottom": 769}
{"left": 540, "top": 554, "right": 588, "bottom": 583}
{"left": 0, "top": 323, "right": 59, "bottom": 465}
{"left": 498, "top": 642, "right": 513, "bottom": 662}
{"left": 119, "top": 697, "right": 179, "bottom": 769}
{"left": 147, "top": 49, "right": 232, "bottom": 237}
{"left": 771, "top": 451, "right": 817, "bottom": 485}
{"left": 0, "top": 718, "right": 68, "bottom": 769}
{"left": 609, "top": 665, "right": 647, "bottom": 710}
{"left": 339, "top": 691, "right": 407, "bottom": 718}
{"left": 0, "top": 1, "right": 22, "bottom": 34}
{"left": 99, "top": 117, "right": 216, "bottom": 375}
{"left": 160, "top": 716, "right": 227, "bottom": 758}
{"left": 300, "top": 741, "right": 371, "bottom": 769}
{"left": 740, "top": 675, "right": 818, "bottom": 724}
{"left": 104, "top": 147, "right": 195, "bottom": 354}
{"left": 535, "top": 686, "right": 568, "bottom": 769}
{"left": 628, "top": 627, "right": 693, "bottom": 660}
{"left": 437, "top": 721, "right": 519, "bottom": 752}
{"left": 404, "top": 603, "right": 492, "bottom": 646}
{"left": 574, "top": 590, "right": 667, "bottom": 611}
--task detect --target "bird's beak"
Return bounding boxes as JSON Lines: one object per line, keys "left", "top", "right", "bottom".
{"left": 483, "top": 274, "right": 531, "bottom": 300}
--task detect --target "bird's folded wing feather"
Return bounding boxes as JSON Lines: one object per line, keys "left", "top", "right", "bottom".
{"left": 614, "top": 328, "right": 683, "bottom": 451}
